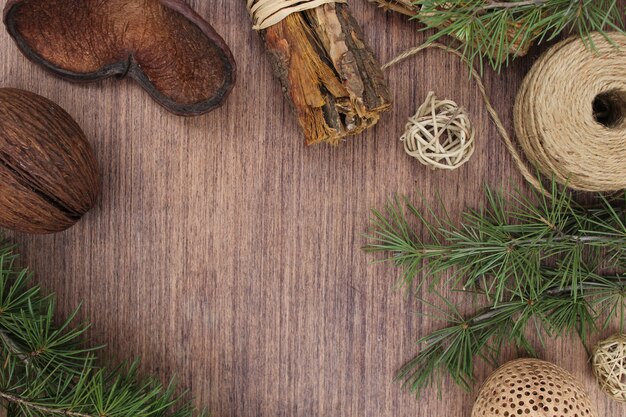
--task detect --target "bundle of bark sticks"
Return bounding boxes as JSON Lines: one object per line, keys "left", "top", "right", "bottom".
{"left": 250, "top": 2, "right": 392, "bottom": 145}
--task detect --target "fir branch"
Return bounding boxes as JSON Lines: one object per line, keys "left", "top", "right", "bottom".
{"left": 0, "top": 243, "right": 208, "bottom": 417}
{"left": 366, "top": 183, "right": 626, "bottom": 396}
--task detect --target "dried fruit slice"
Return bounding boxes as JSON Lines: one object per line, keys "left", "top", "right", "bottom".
{"left": 4, "top": 0, "right": 236, "bottom": 116}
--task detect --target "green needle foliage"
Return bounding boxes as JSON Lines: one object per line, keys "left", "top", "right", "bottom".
{"left": 365, "top": 182, "right": 626, "bottom": 397}
{"left": 0, "top": 243, "right": 207, "bottom": 417}
{"left": 413, "top": 0, "right": 625, "bottom": 71}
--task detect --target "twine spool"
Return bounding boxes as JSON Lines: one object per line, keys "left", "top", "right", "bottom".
{"left": 472, "top": 359, "right": 598, "bottom": 417}
{"left": 247, "top": 0, "right": 346, "bottom": 30}
{"left": 400, "top": 91, "right": 475, "bottom": 170}
{"left": 515, "top": 32, "right": 626, "bottom": 192}
{"left": 592, "top": 334, "right": 626, "bottom": 403}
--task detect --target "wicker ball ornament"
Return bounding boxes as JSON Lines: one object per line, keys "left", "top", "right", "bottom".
{"left": 592, "top": 334, "right": 626, "bottom": 402}
{"left": 472, "top": 359, "right": 598, "bottom": 417}
{"left": 400, "top": 91, "right": 475, "bottom": 170}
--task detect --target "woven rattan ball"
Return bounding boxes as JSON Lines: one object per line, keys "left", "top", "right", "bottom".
{"left": 400, "top": 91, "right": 475, "bottom": 170}
{"left": 592, "top": 334, "right": 626, "bottom": 403}
{"left": 472, "top": 359, "right": 598, "bottom": 417}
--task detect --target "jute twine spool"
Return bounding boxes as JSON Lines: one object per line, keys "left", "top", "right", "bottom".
{"left": 592, "top": 334, "right": 626, "bottom": 403}
{"left": 472, "top": 359, "right": 598, "bottom": 417}
{"left": 399, "top": 91, "right": 475, "bottom": 170}
{"left": 247, "top": 0, "right": 346, "bottom": 30}
{"left": 515, "top": 33, "right": 626, "bottom": 192}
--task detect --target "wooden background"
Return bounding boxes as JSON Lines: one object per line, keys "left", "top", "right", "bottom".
{"left": 1, "top": 1, "right": 625, "bottom": 416}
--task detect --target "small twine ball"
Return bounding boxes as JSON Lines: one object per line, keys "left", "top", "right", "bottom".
{"left": 472, "top": 359, "right": 598, "bottom": 417}
{"left": 400, "top": 91, "right": 475, "bottom": 170}
{"left": 592, "top": 334, "right": 626, "bottom": 403}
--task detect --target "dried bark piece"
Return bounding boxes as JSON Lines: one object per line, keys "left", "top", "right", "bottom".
{"left": 4, "top": 0, "right": 236, "bottom": 116}
{"left": 0, "top": 88, "right": 100, "bottom": 234}
{"left": 259, "top": 3, "right": 392, "bottom": 145}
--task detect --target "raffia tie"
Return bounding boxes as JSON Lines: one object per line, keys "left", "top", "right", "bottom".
{"left": 385, "top": 32, "right": 626, "bottom": 193}
{"left": 400, "top": 91, "right": 475, "bottom": 170}
{"left": 247, "top": 0, "right": 347, "bottom": 30}
{"left": 593, "top": 334, "right": 626, "bottom": 403}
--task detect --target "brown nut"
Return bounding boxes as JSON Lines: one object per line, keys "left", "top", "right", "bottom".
{"left": 4, "top": 0, "right": 236, "bottom": 116}
{"left": 0, "top": 88, "right": 100, "bottom": 234}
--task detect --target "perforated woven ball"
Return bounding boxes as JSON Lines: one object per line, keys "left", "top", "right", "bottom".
{"left": 592, "top": 334, "right": 626, "bottom": 403}
{"left": 472, "top": 359, "right": 598, "bottom": 417}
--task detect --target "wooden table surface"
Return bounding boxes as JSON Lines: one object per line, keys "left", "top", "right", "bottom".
{"left": 1, "top": 1, "right": 624, "bottom": 416}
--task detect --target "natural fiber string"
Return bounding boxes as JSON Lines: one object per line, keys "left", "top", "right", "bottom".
{"left": 247, "top": 0, "right": 346, "bottom": 30}
{"left": 592, "top": 334, "right": 626, "bottom": 403}
{"left": 400, "top": 91, "right": 475, "bottom": 170}
{"left": 383, "top": 43, "right": 543, "bottom": 190}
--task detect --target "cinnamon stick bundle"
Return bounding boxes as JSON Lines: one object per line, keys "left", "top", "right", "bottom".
{"left": 252, "top": 2, "right": 392, "bottom": 145}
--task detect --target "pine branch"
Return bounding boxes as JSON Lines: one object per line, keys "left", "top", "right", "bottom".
{"left": 365, "top": 182, "right": 626, "bottom": 396}
{"left": 412, "top": 0, "right": 625, "bottom": 71}
{"left": 398, "top": 273, "right": 626, "bottom": 395}
{"left": 480, "top": 1, "right": 549, "bottom": 11}
{"left": 366, "top": 185, "right": 626, "bottom": 301}
{"left": 0, "top": 391, "right": 93, "bottom": 417}
{"left": 0, "top": 242, "right": 208, "bottom": 417}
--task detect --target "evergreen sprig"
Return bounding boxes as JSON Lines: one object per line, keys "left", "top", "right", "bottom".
{"left": 0, "top": 244, "right": 207, "bottom": 417}
{"left": 413, "top": 0, "right": 625, "bottom": 71}
{"left": 365, "top": 183, "right": 626, "bottom": 397}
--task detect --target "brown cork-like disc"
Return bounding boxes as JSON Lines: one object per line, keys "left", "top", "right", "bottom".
{"left": 472, "top": 359, "right": 598, "bottom": 417}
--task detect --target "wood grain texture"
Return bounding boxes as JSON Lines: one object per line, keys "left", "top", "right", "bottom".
{"left": 0, "top": 1, "right": 624, "bottom": 416}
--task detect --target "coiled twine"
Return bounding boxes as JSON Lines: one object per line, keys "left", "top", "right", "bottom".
{"left": 515, "top": 33, "right": 626, "bottom": 192}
